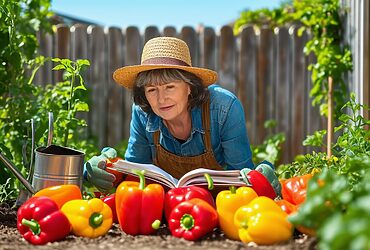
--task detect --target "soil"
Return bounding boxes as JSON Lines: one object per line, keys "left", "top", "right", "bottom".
{"left": 0, "top": 201, "right": 317, "bottom": 250}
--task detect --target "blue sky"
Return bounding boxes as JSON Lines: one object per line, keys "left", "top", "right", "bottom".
{"left": 52, "top": 0, "right": 283, "bottom": 30}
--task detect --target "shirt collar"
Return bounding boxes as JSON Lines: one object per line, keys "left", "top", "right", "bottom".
{"left": 146, "top": 105, "right": 204, "bottom": 134}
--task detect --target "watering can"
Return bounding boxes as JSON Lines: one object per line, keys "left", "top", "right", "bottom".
{"left": 0, "top": 112, "right": 85, "bottom": 202}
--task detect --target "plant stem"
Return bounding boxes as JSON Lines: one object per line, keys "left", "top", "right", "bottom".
{"left": 327, "top": 76, "right": 333, "bottom": 157}
{"left": 63, "top": 66, "right": 76, "bottom": 146}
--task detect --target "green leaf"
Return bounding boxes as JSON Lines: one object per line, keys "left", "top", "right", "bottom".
{"left": 52, "top": 64, "right": 65, "bottom": 71}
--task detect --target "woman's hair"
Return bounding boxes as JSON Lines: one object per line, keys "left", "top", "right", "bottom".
{"left": 132, "top": 68, "right": 209, "bottom": 113}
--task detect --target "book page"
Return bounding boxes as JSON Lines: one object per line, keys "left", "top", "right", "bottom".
{"left": 177, "top": 168, "right": 249, "bottom": 187}
{"left": 110, "top": 160, "right": 179, "bottom": 188}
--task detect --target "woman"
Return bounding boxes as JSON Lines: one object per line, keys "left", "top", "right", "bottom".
{"left": 86, "top": 36, "right": 254, "bottom": 191}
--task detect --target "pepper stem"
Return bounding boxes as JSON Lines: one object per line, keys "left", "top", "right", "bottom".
{"left": 22, "top": 218, "right": 41, "bottom": 235}
{"left": 132, "top": 170, "right": 146, "bottom": 189}
{"left": 180, "top": 214, "right": 194, "bottom": 230}
{"left": 89, "top": 213, "right": 103, "bottom": 228}
{"left": 204, "top": 173, "right": 214, "bottom": 190}
{"left": 229, "top": 186, "right": 236, "bottom": 194}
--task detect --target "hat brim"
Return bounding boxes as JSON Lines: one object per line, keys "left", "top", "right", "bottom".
{"left": 113, "top": 64, "right": 218, "bottom": 89}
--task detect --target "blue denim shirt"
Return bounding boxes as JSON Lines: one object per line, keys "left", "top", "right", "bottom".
{"left": 124, "top": 84, "right": 254, "bottom": 170}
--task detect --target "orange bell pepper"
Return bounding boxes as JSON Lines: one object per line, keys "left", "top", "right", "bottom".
{"left": 33, "top": 184, "right": 82, "bottom": 209}
{"left": 216, "top": 186, "right": 258, "bottom": 240}
{"left": 115, "top": 170, "right": 164, "bottom": 235}
{"left": 280, "top": 174, "right": 312, "bottom": 205}
{"left": 234, "top": 196, "right": 293, "bottom": 245}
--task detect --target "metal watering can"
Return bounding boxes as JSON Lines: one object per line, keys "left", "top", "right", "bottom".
{"left": 0, "top": 112, "right": 85, "bottom": 202}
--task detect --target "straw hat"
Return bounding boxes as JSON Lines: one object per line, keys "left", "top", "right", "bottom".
{"left": 113, "top": 37, "right": 218, "bottom": 89}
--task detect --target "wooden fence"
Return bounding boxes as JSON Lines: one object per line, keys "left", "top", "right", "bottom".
{"left": 35, "top": 24, "right": 324, "bottom": 164}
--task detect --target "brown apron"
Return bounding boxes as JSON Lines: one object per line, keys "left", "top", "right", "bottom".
{"left": 153, "top": 101, "right": 223, "bottom": 179}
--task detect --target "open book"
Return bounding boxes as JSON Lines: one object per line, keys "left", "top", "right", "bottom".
{"left": 109, "top": 159, "right": 250, "bottom": 189}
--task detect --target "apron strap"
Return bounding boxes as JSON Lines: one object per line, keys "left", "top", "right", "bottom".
{"left": 201, "top": 100, "right": 213, "bottom": 153}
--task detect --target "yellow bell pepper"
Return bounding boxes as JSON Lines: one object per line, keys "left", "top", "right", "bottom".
{"left": 216, "top": 186, "right": 258, "bottom": 240}
{"left": 61, "top": 198, "right": 112, "bottom": 238}
{"left": 234, "top": 196, "right": 293, "bottom": 245}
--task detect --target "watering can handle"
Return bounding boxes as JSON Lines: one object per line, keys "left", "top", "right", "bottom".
{"left": 26, "top": 118, "right": 35, "bottom": 183}
{"left": 0, "top": 150, "right": 35, "bottom": 194}
{"left": 47, "top": 112, "right": 53, "bottom": 146}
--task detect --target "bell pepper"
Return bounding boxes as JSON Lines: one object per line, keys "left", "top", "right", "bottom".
{"left": 33, "top": 184, "right": 82, "bottom": 209}
{"left": 280, "top": 174, "right": 313, "bottom": 205}
{"left": 106, "top": 157, "right": 125, "bottom": 186}
{"left": 240, "top": 168, "right": 277, "bottom": 199}
{"left": 168, "top": 198, "right": 218, "bottom": 241}
{"left": 101, "top": 193, "right": 118, "bottom": 223}
{"left": 234, "top": 196, "right": 293, "bottom": 245}
{"left": 275, "top": 199, "right": 298, "bottom": 215}
{"left": 17, "top": 196, "right": 71, "bottom": 245}
{"left": 61, "top": 198, "right": 113, "bottom": 238}
{"left": 216, "top": 186, "right": 258, "bottom": 240}
{"left": 279, "top": 174, "right": 316, "bottom": 236}
{"left": 164, "top": 186, "right": 215, "bottom": 220}
{"left": 255, "top": 163, "right": 282, "bottom": 197}
{"left": 116, "top": 170, "right": 164, "bottom": 235}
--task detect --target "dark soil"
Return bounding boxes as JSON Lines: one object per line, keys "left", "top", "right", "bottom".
{"left": 0, "top": 201, "right": 317, "bottom": 250}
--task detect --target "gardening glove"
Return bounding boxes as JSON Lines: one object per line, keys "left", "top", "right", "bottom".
{"left": 254, "top": 160, "right": 282, "bottom": 197}
{"left": 83, "top": 147, "right": 118, "bottom": 192}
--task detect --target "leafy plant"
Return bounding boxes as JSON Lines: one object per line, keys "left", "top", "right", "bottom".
{"left": 251, "top": 120, "right": 286, "bottom": 165}
{"left": 277, "top": 94, "right": 370, "bottom": 179}
{"left": 289, "top": 155, "right": 370, "bottom": 250}
{"left": 0, "top": 0, "right": 52, "bottom": 197}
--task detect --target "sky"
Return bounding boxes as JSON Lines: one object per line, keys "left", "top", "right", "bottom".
{"left": 51, "top": 0, "right": 284, "bottom": 30}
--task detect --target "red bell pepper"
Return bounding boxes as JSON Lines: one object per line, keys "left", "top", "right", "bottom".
{"left": 116, "top": 170, "right": 164, "bottom": 235}
{"left": 241, "top": 169, "right": 277, "bottom": 199}
{"left": 101, "top": 193, "right": 118, "bottom": 223}
{"left": 280, "top": 174, "right": 313, "bottom": 205}
{"left": 106, "top": 157, "right": 125, "bottom": 186}
{"left": 164, "top": 186, "right": 215, "bottom": 220}
{"left": 168, "top": 198, "right": 218, "bottom": 241}
{"left": 17, "top": 196, "right": 71, "bottom": 245}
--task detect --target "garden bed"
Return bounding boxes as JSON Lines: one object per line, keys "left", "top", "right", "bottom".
{"left": 0, "top": 202, "right": 316, "bottom": 250}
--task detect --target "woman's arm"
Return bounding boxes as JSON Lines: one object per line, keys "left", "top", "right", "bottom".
{"left": 124, "top": 104, "right": 153, "bottom": 163}
{"left": 220, "top": 98, "right": 254, "bottom": 170}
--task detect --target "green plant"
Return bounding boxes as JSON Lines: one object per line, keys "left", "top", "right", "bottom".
{"left": 277, "top": 94, "right": 370, "bottom": 178}
{"left": 0, "top": 178, "right": 16, "bottom": 203}
{"left": 0, "top": 0, "right": 52, "bottom": 197}
{"left": 251, "top": 120, "right": 286, "bottom": 165}
{"left": 48, "top": 58, "right": 90, "bottom": 146}
{"left": 289, "top": 155, "right": 370, "bottom": 250}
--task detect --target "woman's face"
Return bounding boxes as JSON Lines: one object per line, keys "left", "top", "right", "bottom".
{"left": 144, "top": 80, "right": 191, "bottom": 121}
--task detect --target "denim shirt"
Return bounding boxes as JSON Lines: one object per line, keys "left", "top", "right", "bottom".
{"left": 124, "top": 84, "right": 254, "bottom": 170}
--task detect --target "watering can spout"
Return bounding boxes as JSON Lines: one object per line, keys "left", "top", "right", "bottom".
{"left": 0, "top": 151, "right": 36, "bottom": 194}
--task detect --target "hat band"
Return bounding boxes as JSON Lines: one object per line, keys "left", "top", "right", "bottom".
{"left": 142, "top": 57, "right": 190, "bottom": 67}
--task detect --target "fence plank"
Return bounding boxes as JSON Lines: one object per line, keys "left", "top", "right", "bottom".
{"left": 181, "top": 26, "right": 198, "bottom": 67}
{"left": 238, "top": 26, "right": 258, "bottom": 146}
{"left": 219, "top": 26, "right": 236, "bottom": 92}
{"left": 35, "top": 31, "right": 53, "bottom": 86}
{"left": 199, "top": 27, "right": 216, "bottom": 71}
{"left": 256, "top": 28, "right": 275, "bottom": 144}
{"left": 144, "top": 26, "right": 160, "bottom": 43}
{"left": 275, "top": 27, "right": 292, "bottom": 163}
{"left": 163, "top": 26, "right": 177, "bottom": 37}
{"left": 290, "top": 27, "right": 306, "bottom": 158}
{"left": 122, "top": 27, "right": 142, "bottom": 139}
{"left": 107, "top": 27, "right": 125, "bottom": 146}
{"left": 87, "top": 25, "right": 108, "bottom": 148}
{"left": 71, "top": 24, "right": 89, "bottom": 138}
{"left": 54, "top": 24, "right": 70, "bottom": 82}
